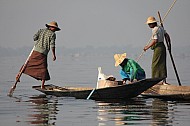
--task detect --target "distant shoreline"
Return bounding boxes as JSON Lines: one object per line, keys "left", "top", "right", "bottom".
{"left": 0, "top": 45, "right": 190, "bottom": 58}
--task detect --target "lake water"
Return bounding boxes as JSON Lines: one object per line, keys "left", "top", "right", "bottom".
{"left": 0, "top": 53, "right": 190, "bottom": 126}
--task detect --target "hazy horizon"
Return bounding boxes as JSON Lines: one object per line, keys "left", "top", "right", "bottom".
{"left": 0, "top": 44, "right": 190, "bottom": 59}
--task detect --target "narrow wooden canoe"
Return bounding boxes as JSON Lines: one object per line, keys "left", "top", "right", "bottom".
{"left": 32, "top": 78, "right": 163, "bottom": 100}
{"left": 142, "top": 83, "right": 190, "bottom": 101}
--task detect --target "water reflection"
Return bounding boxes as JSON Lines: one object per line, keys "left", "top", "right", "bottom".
{"left": 96, "top": 98, "right": 148, "bottom": 125}
{"left": 24, "top": 95, "right": 190, "bottom": 126}
{"left": 27, "top": 94, "right": 59, "bottom": 126}
{"left": 95, "top": 98, "right": 174, "bottom": 126}
{"left": 150, "top": 99, "right": 172, "bottom": 126}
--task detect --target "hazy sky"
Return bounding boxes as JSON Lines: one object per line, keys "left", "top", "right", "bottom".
{"left": 0, "top": 0, "right": 189, "bottom": 49}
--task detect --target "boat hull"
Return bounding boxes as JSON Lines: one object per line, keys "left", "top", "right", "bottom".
{"left": 142, "top": 84, "right": 190, "bottom": 100}
{"left": 32, "top": 78, "right": 163, "bottom": 100}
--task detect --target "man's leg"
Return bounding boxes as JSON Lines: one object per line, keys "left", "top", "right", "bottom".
{"left": 41, "top": 79, "right": 45, "bottom": 89}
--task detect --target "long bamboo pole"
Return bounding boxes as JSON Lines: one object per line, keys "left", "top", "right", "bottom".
{"left": 8, "top": 47, "right": 34, "bottom": 96}
{"left": 158, "top": 11, "right": 181, "bottom": 86}
{"left": 136, "top": 0, "right": 177, "bottom": 62}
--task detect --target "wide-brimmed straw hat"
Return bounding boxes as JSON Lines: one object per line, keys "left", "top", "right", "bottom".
{"left": 46, "top": 21, "right": 61, "bottom": 31}
{"left": 145, "top": 16, "right": 158, "bottom": 24}
{"left": 114, "top": 53, "right": 127, "bottom": 67}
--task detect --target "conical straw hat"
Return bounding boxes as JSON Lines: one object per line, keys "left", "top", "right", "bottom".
{"left": 145, "top": 16, "right": 158, "bottom": 24}
{"left": 46, "top": 21, "right": 61, "bottom": 31}
{"left": 114, "top": 53, "right": 127, "bottom": 67}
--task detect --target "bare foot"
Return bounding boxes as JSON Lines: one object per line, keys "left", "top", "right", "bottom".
{"left": 126, "top": 80, "right": 132, "bottom": 84}
{"left": 41, "top": 85, "right": 45, "bottom": 89}
{"left": 162, "top": 81, "right": 170, "bottom": 85}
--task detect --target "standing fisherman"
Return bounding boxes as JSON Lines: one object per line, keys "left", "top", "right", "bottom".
{"left": 16, "top": 21, "right": 61, "bottom": 89}
{"left": 143, "top": 16, "right": 170, "bottom": 83}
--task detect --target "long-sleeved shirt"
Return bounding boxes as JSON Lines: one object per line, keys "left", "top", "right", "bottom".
{"left": 33, "top": 28, "right": 56, "bottom": 55}
{"left": 120, "top": 59, "right": 145, "bottom": 80}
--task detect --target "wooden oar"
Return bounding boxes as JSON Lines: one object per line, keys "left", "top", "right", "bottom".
{"left": 157, "top": 11, "right": 181, "bottom": 86}
{"left": 8, "top": 47, "right": 34, "bottom": 96}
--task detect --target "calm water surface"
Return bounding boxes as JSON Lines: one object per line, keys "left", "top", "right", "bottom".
{"left": 0, "top": 54, "right": 190, "bottom": 126}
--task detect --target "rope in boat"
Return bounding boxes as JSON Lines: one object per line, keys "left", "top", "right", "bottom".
{"left": 136, "top": 0, "right": 178, "bottom": 62}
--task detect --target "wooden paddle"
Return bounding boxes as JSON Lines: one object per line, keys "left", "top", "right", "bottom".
{"left": 8, "top": 47, "right": 34, "bottom": 96}
{"left": 157, "top": 11, "right": 181, "bottom": 86}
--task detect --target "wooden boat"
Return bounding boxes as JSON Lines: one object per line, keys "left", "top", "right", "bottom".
{"left": 142, "top": 83, "right": 190, "bottom": 101}
{"left": 32, "top": 78, "right": 163, "bottom": 100}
